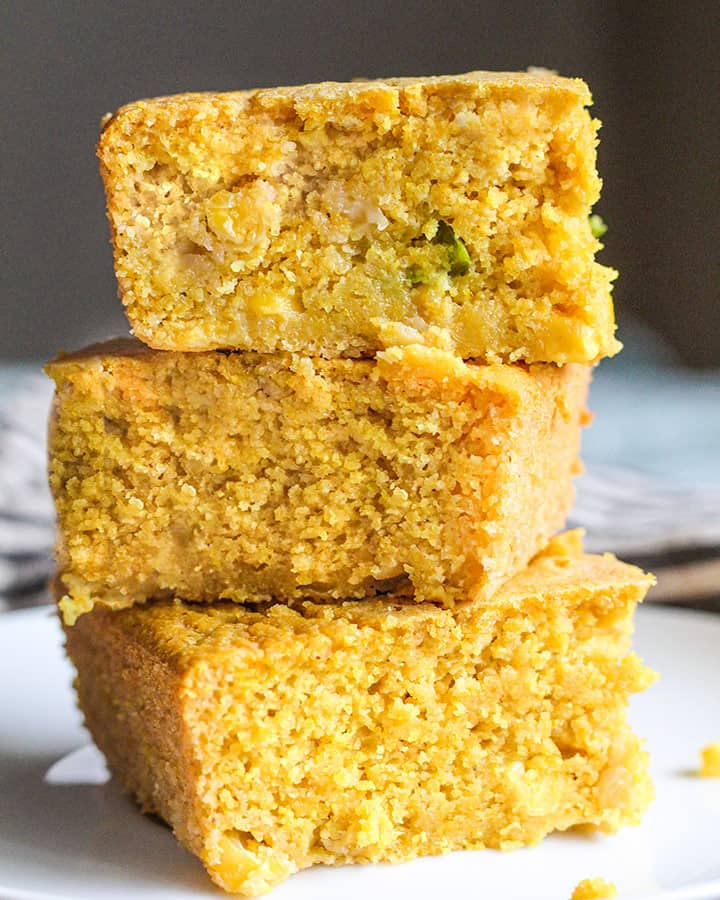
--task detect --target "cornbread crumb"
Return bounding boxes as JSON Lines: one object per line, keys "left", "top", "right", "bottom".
{"left": 98, "top": 70, "right": 619, "bottom": 363}
{"left": 699, "top": 742, "right": 720, "bottom": 777}
{"left": 48, "top": 339, "right": 589, "bottom": 622}
{"left": 64, "top": 538, "right": 655, "bottom": 896}
{"left": 571, "top": 877, "right": 618, "bottom": 899}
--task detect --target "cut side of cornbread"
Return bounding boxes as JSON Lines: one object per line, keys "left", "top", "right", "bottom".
{"left": 64, "top": 534, "right": 655, "bottom": 897}
{"left": 47, "top": 339, "right": 589, "bottom": 622}
{"left": 99, "top": 70, "right": 619, "bottom": 363}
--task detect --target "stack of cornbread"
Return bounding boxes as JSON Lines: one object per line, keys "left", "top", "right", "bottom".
{"left": 48, "top": 71, "right": 655, "bottom": 896}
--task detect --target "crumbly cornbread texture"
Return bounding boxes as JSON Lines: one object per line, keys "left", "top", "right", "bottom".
{"left": 48, "top": 339, "right": 589, "bottom": 623}
{"left": 699, "top": 742, "right": 720, "bottom": 777}
{"left": 571, "top": 878, "right": 618, "bottom": 900}
{"left": 64, "top": 534, "right": 655, "bottom": 897}
{"left": 99, "top": 70, "right": 619, "bottom": 363}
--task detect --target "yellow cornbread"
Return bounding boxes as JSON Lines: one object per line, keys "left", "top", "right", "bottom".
{"left": 99, "top": 70, "right": 619, "bottom": 363}
{"left": 64, "top": 534, "right": 655, "bottom": 897}
{"left": 47, "top": 339, "right": 589, "bottom": 623}
{"left": 571, "top": 877, "right": 618, "bottom": 900}
{"left": 699, "top": 742, "right": 720, "bottom": 777}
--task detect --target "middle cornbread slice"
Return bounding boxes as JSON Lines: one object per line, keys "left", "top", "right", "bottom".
{"left": 48, "top": 339, "right": 589, "bottom": 623}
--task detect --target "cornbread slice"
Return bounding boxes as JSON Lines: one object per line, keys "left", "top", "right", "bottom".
{"left": 47, "top": 339, "right": 590, "bottom": 623}
{"left": 99, "top": 70, "right": 619, "bottom": 363}
{"left": 64, "top": 534, "right": 655, "bottom": 897}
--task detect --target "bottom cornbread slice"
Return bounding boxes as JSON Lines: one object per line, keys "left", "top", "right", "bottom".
{"left": 64, "top": 533, "right": 655, "bottom": 896}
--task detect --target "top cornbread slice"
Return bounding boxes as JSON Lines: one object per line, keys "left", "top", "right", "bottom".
{"left": 47, "top": 340, "right": 589, "bottom": 622}
{"left": 99, "top": 70, "right": 619, "bottom": 362}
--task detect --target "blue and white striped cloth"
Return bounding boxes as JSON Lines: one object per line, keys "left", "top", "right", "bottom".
{"left": 570, "top": 465, "right": 720, "bottom": 555}
{"left": 0, "top": 373, "right": 54, "bottom": 608}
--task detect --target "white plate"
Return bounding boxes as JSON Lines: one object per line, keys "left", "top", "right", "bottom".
{"left": 1, "top": 605, "right": 719, "bottom": 900}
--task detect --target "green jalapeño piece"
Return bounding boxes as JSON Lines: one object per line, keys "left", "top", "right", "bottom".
{"left": 589, "top": 214, "right": 608, "bottom": 239}
{"left": 406, "top": 264, "right": 430, "bottom": 285}
{"left": 434, "top": 220, "right": 471, "bottom": 275}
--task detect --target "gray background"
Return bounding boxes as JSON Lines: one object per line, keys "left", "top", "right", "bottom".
{"left": 2, "top": 1, "right": 718, "bottom": 364}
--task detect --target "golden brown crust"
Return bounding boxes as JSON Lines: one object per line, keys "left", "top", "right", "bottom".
{"left": 64, "top": 537, "right": 654, "bottom": 896}
{"left": 99, "top": 71, "right": 590, "bottom": 135}
{"left": 47, "top": 340, "right": 590, "bottom": 621}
